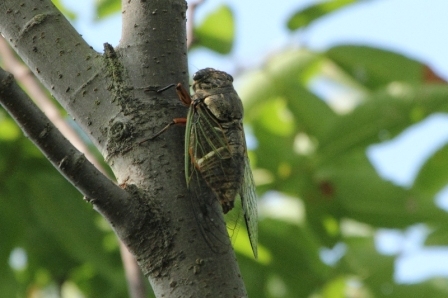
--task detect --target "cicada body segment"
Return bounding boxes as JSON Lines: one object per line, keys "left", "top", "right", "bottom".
{"left": 187, "top": 102, "right": 244, "bottom": 213}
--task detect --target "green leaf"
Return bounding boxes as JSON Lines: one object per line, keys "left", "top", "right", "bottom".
{"left": 0, "top": 135, "right": 127, "bottom": 296}
{"left": 413, "top": 143, "right": 448, "bottom": 199}
{"left": 95, "top": 0, "right": 121, "bottom": 19}
{"left": 382, "top": 281, "right": 448, "bottom": 298}
{"left": 339, "top": 237, "right": 448, "bottom": 297}
{"left": 321, "top": 276, "right": 372, "bottom": 298}
{"left": 340, "top": 236, "right": 395, "bottom": 287}
{"left": 426, "top": 227, "right": 448, "bottom": 246}
{"left": 319, "top": 86, "right": 448, "bottom": 160}
{"left": 253, "top": 97, "right": 295, "bottom": 137}
{"left": 29, "top": 172, "right": 123, "bottom": 284}
{"left": 258, "top": 219, "right": 330, "bottom": 297}
{"left": 0, "top": 116, "right": 21, "bottom": 141}
{"left": 51, "top": 0, "right": 77, "bottom": 20}
{"left": 193, "top": 5, "right": 234, "bottom": 54}
{"left": 240, "top": 49, "right": 337, "bottom": 141}
{"left": 317, "top": 149, "right": 448, "bottom": 228}
{"left": 327, "top": 45, "right": 424, "bottom": 90}
{"left": 287, "top": 0, "right": 360, "bottom": 31}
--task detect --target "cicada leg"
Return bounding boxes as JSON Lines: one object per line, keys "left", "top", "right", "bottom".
{"left": 139, "top": 83, "right": 192, "bottom": 145}
{"left": 139, "top": 117, "right": 187, "bottom": 145}
{"left": 175, "top": 83, "right": 192, "bottom": 106}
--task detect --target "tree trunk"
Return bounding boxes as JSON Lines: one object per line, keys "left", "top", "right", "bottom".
{"left": 0, "top": 0, "right": 247, "bottom": 296}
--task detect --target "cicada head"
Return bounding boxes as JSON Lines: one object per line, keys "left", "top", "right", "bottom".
{"left": 192, "top": 68, "right": 234, "bottom": 91}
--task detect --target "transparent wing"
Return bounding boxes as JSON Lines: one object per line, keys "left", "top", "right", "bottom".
{"left": 184, "top": 104, "right": 233, "bottom": 254}
{"left": 240, "top": 155, "right": 258, "bottom": 258}
{"left": 187, "top": 168, "right": 231, "bottom": 255}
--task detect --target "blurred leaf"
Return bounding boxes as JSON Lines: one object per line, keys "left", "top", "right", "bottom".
{"left": 413, "top": 143, "right": 448, "bottom": 198}
{"left": 95, "top": 0, "right": 121, "bottom": 19}
{"left": 287, "top": 0, "right": 360, "bottom": 31}
{"left": 321, "top": 276, "right": 372, "bottom": 298}
{"left": 0, "top": 268, "right": 21, "bottom": 298}
{"left": 193, "top": 5, "right": 234, "bottom": 54}
{"left": 426, "top": 227, "right": 448, "bottom": 246}
{"left": 240, "top": 49, "right": 337, "bottom": 141}
{"left": 0, "top": 130, "right": 127, "bottom": 297}
{"left": 0, "top": 117, "right": 20, "bottom": 140}
{"left": 258, "top": 218, "right": 330, "bottom": 297}
{"left": 384, "top": 280, "right": 448, "bottom": 298}
{"left": 326, "top": 45, "right": 425, "bottom": 90}
{"left": 52, "top": 0, "right": 77, "bottom": 20}
{"left": 317, "top": 149, "right": 448, "bottom": 228}
{"left": 237, "top": 253, "right": 268, "bottom": 297}
{"left": 29, "top": 172, "right": 123, "bottom": 284}
{"left": 254, "top": 97, "right": 295, "bottom": 137}
{"left": 319, "top": 86, "right": 448, "bottom": 159}
{"left": 423, "top": 65, "right": 447, "bottom": 84}
{"left": 339, "top": 237, "right": 448, "bottom": 297}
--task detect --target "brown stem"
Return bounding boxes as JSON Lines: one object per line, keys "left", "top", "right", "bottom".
{"left": 187, "top": 0, "right": 206, "bottom": 49}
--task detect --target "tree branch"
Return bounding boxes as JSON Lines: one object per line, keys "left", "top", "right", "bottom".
{"left": 1, "top": 0, "right": 249, "bottom": 296}
{"left": 0, "top": 0, "right": 121, "bottom": 151}
{"left": 187, "top": 0, "right": 205, "bottom": 49}
{"left": 0, "top": 68, "right": 131, "bottom": 231}
{"left": 0, "top": 35, "right": 147, "bottom": 298}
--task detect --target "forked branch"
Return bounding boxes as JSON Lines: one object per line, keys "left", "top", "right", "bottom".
{"left": 0, "top": 68, "right": 132, "bottom": 220}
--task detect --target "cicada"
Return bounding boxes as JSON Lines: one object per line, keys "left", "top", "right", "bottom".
{"left": 151, "top": 68, "right": 258, "bottom": 258}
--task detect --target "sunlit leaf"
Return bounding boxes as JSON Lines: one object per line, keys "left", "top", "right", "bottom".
{"left": 0, "top": 137, "right": 127, "bottom": 297}
{"left": 258, "top": 218, "right": 330, "bottom": 297}
{"left": 413, "top": 143, "right": 448, "bottom": 198}
{"left": 327, "top": 45, "right": 425, "bottom": 90}
{"left": 240, "top": 49, "right": 337, "bottom": 141}
{"left": 0, "top": 117, "right": 20, "bottom": 140}
{"left": 426, "top": 227, "right": 448, "bottom": 246}
{"left": 287, "top": 0, "right": 360, "bottom": 31}
{"left": 316, "top": 149, "right": 448, "bottom": 228}
{"left": 193, "top": 5, "right": 234, "bottom": 54}
{"left": 95, "top": 0, "right": 121, "bottom": 19}
{"left": 319, "top": 86, "right": 448, "bottom": 158}
{"left": 52, "top": 0, "right": 77, "bottom": 20}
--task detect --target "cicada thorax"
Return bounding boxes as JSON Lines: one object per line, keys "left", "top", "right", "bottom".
{"left": 189, "top": 101, "right": 246, "bottom": 214}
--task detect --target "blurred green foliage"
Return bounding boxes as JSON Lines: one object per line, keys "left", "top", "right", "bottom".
{"left": 192, "top": 5, "right": 235, "bottom": 54}
{"left": 238, "top": 45, "right": 448, "bottom": 296}
{"left": 0, "top": 110, "right": 128, "bottom": 297}
{"left": 95, "top": 0, "right": 121, "bottom": 19}
{"left": 287, "top": 0, "right": 363, "bottom": 31}
{"left": 2, "top": 0, "right": 448, "bottom": 297}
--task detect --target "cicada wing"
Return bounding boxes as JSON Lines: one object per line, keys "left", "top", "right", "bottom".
{"left": 240, "top": 155, "right": 258, "bottom": 258}
{"left": 184, "top": 105, "right": 233, "bottom": 254}
{"left": 184, "top": 105, "right": 195, "bottom": 188}
{"left": 187, "top": 168, "right": 231, "bottom": 254}
{"left": 194, "top": 105, "right": 232, "bottom": 160}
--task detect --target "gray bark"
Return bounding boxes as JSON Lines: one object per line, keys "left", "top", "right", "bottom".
{"left": 0, "top": 0, "right": 247, "bottom": 297}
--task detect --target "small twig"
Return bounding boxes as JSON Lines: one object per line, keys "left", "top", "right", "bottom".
{"left": 187, "top": 0, "right": 206, "bottom": 49}
{"left": 0, "top": 36, "right": 146, "bottom": 298}
{"left": 120, "top": 242, "right": 147, "bottom": 298}
{"left": 0, "top": 67, "right": 132, "bottom": 231}
{"left": 0, "top": 36, "right": 107, "bottom": 174}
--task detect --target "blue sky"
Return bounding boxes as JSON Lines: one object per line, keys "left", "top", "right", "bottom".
{"left": 63, "top": 0, "right": 448, "bottom": 284}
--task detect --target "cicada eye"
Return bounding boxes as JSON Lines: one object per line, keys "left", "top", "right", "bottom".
{"left": 193, "top": 71, "right": 203, "bottom": 81}
{"left": 228, "top": 74, "right": 234, "bottom": 82}
{"left": 193, "top": 68, "right": 208, "bottom": 81}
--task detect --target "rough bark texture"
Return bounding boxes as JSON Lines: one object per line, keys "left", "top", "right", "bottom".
{"left": 0, "top": 0, "right": 247, "bottom": 297}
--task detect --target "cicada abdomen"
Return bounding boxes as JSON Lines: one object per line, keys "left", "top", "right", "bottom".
{"left": 188, "top": 96, "right": 245, "bottom": 213}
